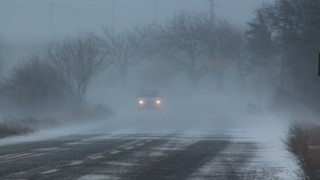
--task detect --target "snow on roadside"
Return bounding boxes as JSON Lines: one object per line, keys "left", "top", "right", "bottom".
{"left": 227, "top": 113, "right": 299, "bottom": 179}
{"left": 0, "top": 89, "right": 301, "bottom": 179}
{"left": 0, "top": 120, "right": 107, "bottom": 146}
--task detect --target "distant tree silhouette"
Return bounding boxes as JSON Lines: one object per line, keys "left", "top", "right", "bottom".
{"left": 47, "top": 35, "right": 109, "bottom": 106}
{"left": 1, "top": 57, "right": 67, "bottom": 112}
{"left": 100, "top": 26, "right": 153, "bottom": 86}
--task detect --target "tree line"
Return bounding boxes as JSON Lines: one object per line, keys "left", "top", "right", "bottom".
{"left": 0, "top": 11, "right": 244, "bottom": 114}
{"left": 246, "top": 0, "right": 320, "bottom": 110}
{"left": 1, "top": 0, "right": 319, "bottom": 114}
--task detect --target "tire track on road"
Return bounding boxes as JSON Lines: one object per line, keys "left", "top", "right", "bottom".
{"left": 129, "top": 140, "right": 230, "bottom": 180}
{"left": 1, "top": 137, "right": 133, "bottom": 179}
{"left": 38, "top": 139, "right": 170, "bottom": 180}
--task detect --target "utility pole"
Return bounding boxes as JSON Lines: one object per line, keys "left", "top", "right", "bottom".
{"left": 208, "top": 0, "right": 215, "bottom": 31}
{"left": 154, "top": 0, "right": 158, "bottom": 25}
{"left": 208, "top": 0, "right": 217, "bottom": 54}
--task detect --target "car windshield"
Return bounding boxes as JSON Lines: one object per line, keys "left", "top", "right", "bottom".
{"left": 137, "top": 90, "right": 161, "bottom": 97}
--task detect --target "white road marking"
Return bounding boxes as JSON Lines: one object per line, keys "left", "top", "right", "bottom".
{"left": 151, "top": 147, "right": 180, "bottom": 151}
{"left": 69, "top": 160, "right": 84, "bottom": 166}
{"left": 0, "top": 153, "right": 46, "bottom": 164}
{"left": 88, "top": 154, "right": 102, "bottom": 159}
{"left": 136, "top": 143, "right": 145, "bottom": 146}
{"left": 105, "top": 161, "right": 137, "bottom": 166}
{"left": 6, "top": 153, "right": 32, "bottom": 159}
{"left": 124, "top": 147, "right": 134, "bottom": 150}
{"left": 110, "top": 151, "right": 121, "bottom": 154}
{"left": 78, "top": 175, "right": 119, "bottom": 180}
{"left": 40, "top": 169, "right": 59, "bottom": 175}
{"left": 90, "top": 156, "right": 104, "bottom": 160}
{"left": 146, "top": 140, "right": 153, "bottom": 143}
{"left": 24, "top": 153, "right": 46, "bottom": 158}
{"left": 33, "top": 147, "right": 59, "bottom": 152}
{"left": 0, "top": 153, "right": 19, "bottom": 159}
{"left": 65, "top": 142, "right": 88, "bottom": 146}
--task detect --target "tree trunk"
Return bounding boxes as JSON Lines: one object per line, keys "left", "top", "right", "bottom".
{"left": 118, "top": 67, "right": 128, "bottom": 87}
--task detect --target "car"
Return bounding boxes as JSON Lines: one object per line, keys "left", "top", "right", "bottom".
{"left": 136, "top": 90, "right": 163, "bottom": 110}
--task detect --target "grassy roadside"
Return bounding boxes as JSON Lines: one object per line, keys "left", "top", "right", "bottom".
{"left": 0, "top": 104, "right": 114, "bottom": 139}
{"left": 285, "top": 123, "right": 320, "bottom": 180}
{"left": 0, "top": 117, "right": 51, "bottom": 139}
{"left": 0, "top": 123, "right": 34, "bottom": 138}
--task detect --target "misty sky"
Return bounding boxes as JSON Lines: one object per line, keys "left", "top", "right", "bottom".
{"left": 0, "top": 0, "right": 273, "bottom": 44}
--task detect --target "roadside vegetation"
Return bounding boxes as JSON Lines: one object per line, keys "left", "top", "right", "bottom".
{"left": 0, "top": 117, "right": 49, "bottom": 138}
{"left": 249, "top": 0, "right": 320, "bottom": 179}
{"left": 0, "top": 121, "right": 33, "bottom": 138}
{"left": 285, "top": 123, "right": 320, "bottom": 180}
{"left": 0, "top": 36, "right": 113, "bottom": 138}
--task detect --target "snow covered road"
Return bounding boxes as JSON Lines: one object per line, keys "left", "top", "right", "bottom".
{"left": 0, "top": 134, "right": 288, "bottom": 179}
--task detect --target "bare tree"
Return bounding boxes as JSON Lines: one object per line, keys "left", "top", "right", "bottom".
{"left": 100, "top": 26, "right": 153, "bottom": 86}
{"left": 156, "top": 12, "right": 211, "bottom": 88}
{"left": 249, "top": 0, "right": 320, "bottom": 108}
{"left": 47, "top": 35, "right": 108, "bottom": 106}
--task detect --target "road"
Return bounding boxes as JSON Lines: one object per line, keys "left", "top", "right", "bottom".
{"left": 0, "top": 134, "right": 276, "bottom": 180}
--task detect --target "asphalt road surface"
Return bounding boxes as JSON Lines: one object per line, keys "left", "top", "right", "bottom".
{"left": 0, "top": 134, "right": 274, "bottom": 180}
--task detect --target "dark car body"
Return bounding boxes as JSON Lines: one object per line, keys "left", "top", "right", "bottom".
{"left": 136, "top": 90, "right": 163, "bottom": 110}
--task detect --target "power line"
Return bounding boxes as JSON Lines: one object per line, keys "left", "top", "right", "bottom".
{"left": 31, "top": 0, "right": 129, "bottom": 21}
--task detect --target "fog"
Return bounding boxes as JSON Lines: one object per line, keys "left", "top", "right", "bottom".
{"left": 1, "top": 0, "right": 318, "bottom": 139}
{"left": 0, "top": 0, "right": 271, "bottom": 43}
{"left": 0, "top": 0, "right": 316, "bottom": 154}
{"left": 3, "top": 1, "right": 320, "bottom": 179}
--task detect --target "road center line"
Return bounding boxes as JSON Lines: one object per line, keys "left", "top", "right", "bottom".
{"left": 90, "top": 155, "right": 104, "bottom": 160}
{"left": 40, "top": 169, "right": 59, "bottom": 175}
{"left": 124, "top": 147, "right": 134, "bottom": 150}
{"left": 110, "top": 151, "right": 121, "bottom": 154}
{"left": 136, "top": 143, "right": 145, "bottom": 146}
{"left": 33, "top": 147, "right": 59, "bottom": 152}
{"left": 69, "top": 161, "right": 84, "bottom": 166}
{"left": 0, "top": 153, "right": 18, "bottom": 159}
{"left": 6, "top": 153, "right": 32, "bottom": 159}
{"left": 105, "top": 161, "right": 137, "bottom": 166}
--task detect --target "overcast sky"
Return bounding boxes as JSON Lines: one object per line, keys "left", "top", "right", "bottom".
{"left": 0, "top": 0, "right": 274, "bottom": 44}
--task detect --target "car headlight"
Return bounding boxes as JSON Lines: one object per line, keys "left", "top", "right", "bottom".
{"left": 156, "top": 100, "right": 161, "bottom": 104}
{"left": 139, "top": 100, "right": 144, "bottom": 105}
